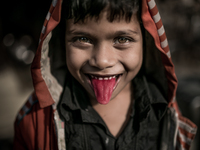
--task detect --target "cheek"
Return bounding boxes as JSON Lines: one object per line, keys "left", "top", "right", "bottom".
{"left": 66, "top": 52, "right": 77, "bottom": 72}
{"left": 123, "top": 48, "right": 143, "bottom": 73}
{"left": 66, "top": 46, "right": 92, "bottom": 83}
{"left": 66, "top": 47, "right": 85, "bottom": 74}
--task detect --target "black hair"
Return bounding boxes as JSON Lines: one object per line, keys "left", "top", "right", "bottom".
{"left": 62, "top": 0, "right": 140, "bottom": 23}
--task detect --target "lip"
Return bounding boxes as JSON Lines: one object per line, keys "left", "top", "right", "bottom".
{"left": 84, "top": 73, "right": 123, "bottom": 91}
{"left": 113, "top": 74, "right": 122, "bottom": 90}
{"left": 85, "top": 73, "right": 122, "bottom": 77}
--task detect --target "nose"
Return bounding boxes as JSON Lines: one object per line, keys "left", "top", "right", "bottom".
{"left": 89, "top": 44, "right": 117, "bottom": 70}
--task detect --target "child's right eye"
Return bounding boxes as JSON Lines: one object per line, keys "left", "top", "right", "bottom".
{"left": 74, "top": 37, "right": 92, "bottom": 44}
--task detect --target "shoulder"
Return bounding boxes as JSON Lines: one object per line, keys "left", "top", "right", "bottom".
{"left": 15, "top": 93, "right": 39, "bottom": 126}
{"left": 15, "top": 92, "right": 55, "bottom": 127}
{"left": 13, "top": 93, "right": 40, "bottom": 149}
{"left": 14, "top": 93, "right": 56, "bottom": 149}
{"left": 160, "top": 104, "right": 197, "bottom": 150}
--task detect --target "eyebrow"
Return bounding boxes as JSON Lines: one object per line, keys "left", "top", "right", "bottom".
{"left": 68, "top": 30, "right": 92, "bottom": 36}
{"left": 67, "top": 29, "right": 140, "bottom": 38}
{"left": 114, "top": 30, "right": 140, "bottom": 36}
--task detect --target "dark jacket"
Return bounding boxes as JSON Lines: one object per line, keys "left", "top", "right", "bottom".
{"left": 13, "top": 0, "right": 197, "bottom": 149}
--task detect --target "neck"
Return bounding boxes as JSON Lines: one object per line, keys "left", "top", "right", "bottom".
{"left": 89, "top": 83, "right": 133, "bottom": 137}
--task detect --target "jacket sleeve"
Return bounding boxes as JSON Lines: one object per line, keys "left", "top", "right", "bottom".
{"left": 13, "top": 103, "right": 37, "bottom": 150}
{"left": 13, "top": 119, "right": 27, "bottom": 150}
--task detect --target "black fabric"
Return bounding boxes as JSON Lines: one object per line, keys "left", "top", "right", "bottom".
{"left": 143, "top": 30, "right": 168, "bottom": 101}
{"left": 58, "top": 75, "right": 168, "bottom": 150}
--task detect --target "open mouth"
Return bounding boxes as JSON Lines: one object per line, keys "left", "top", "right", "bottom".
{"left": 86, "top": 74, "right": 122, "bottom": 90}
{"left": 85, "top": 73, "right": 123, "bottom": 104}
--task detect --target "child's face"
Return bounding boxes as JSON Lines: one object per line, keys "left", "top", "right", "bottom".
{"left": 65, "top": 11, "right": 143, "bottom": 104}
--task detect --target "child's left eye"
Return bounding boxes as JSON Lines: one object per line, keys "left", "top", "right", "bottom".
{"left": 114, "top": 37, "right": 132, "bottom": 44}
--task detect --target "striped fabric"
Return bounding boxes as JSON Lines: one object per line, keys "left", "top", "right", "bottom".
{"left": 39, "top": 0, "right": 59, "bottom": 43}
{"left": 17, "top": 94, "right": 38, "bottom": 124}
{"left": 146, "top": 0, "right": 177, "bottom": 105}
{"left": 147, "top": 0, "right": 170, "bottom": 57}
{"left": 176, "top": 116, "right": 197, "bottom": 150}
{"left": 34, "top": 0, "right": 66, "bottom": 149}
{"left": 146, "top": 1, "right": 197, "bottom": 149}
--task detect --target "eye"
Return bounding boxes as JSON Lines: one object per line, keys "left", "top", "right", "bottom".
{"left": 76, "top": 37, "right": 91, "bottom": 43}
{"left": 114, "top": 37, "right": 132, "bottom": 44}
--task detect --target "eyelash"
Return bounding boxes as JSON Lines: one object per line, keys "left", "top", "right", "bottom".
{"left": 72, "top": 36, "right": 134, "bottom": 45}
{"left": 114, "top": 37, "right": 133, "bottom": 44}
{"left": 72, "top": 37, "right": 92, "bottom": 44}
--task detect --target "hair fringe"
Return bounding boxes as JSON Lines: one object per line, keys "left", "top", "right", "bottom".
{"left": 63, "top": 0, "right": 140, "bottom": 23}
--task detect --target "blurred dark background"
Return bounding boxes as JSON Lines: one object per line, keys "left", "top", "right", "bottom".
{"left": 0, "top": 0, "right": 200, "bottom": 149}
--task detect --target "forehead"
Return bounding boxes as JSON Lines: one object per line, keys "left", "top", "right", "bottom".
{"left": 66, "top": 11, "right": 140, "bottom": 35}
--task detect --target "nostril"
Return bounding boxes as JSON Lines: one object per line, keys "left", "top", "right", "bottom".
{"left": 89, "top": 48, "right": 117, "bottom": 69}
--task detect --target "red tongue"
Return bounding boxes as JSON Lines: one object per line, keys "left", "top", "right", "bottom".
{"left": 91, "top": 78, "right": 116, "bottom": 104}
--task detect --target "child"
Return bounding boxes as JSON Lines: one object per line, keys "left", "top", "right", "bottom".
{"left": 13, "top": 0, "right": 197, "bottom": 149}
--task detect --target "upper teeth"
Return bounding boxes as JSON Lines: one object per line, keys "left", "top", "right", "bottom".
{"left": 91, "top": 75, "right": 116, "bottom": 80}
